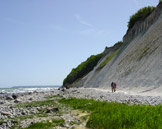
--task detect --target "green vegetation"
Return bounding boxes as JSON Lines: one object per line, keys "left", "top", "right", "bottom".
{"left": 45, "top": 94, "right": 61, "bottom": 99}
{"left": 13, "top": 115, "right": 34, "bottom": 121}
{"left": 0, "top": 120, "right": 7, "bottom": 125}
{"left": 97, "top": 48, "right": 121, "bottom": 70}
{"left": 59, "top": 98, "right": 162, "bottom": 129}
{"left": 63, "top": 52, "right": 104, "bottom": 86}
{"left": 15, "top": 100, "right": 57, "bottom": 108}
{"left": 25, "top": 119, "right": 65, "bottom": 129}
{"left": 128, "top": 6, "right": 155, "bottom": 29}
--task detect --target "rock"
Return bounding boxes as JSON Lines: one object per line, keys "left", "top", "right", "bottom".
{"left": 0, "top": 111, "right": 12, "bottom": 116}
{"left": 6, "top": 121, "right": 12, "bottom": 128}
{"left": 61, "top": 88, "right": 65, "bottom": 92}
{"left": 45, "top": 107, "right": 59, "bottom": 113}
{"left": 14, "top": 99, "right": 21, "bottom": 103}
{"left": 6, "top": 96, "right": 13, "bottom": 100}
{"left": 28, "top": 92, "right": 32, "bottom": 95}
{"left": 12, "top": 94, "right": 18, "bottom": 99}
{"left": 11, "top": 120, "right": 18, "bottom": 124}
{"left": 0, "top": 101, "right": 4, "bottom": 104}
{"left": 21, "top": 111, "right": 26, "bottom": 115}
{"left": 29, "top": 98, "right": 33, "bottom": 101}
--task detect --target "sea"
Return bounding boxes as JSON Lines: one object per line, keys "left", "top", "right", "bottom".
{"left": 0, "top": 85, "right": 61, "bottom": 95}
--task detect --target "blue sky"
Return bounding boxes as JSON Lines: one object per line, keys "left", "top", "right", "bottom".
{"left": 0, "top": 0, "right": 159, "bottom": 87}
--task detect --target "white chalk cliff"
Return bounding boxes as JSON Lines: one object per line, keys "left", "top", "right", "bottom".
{"left": 69, "top": 3, "right": 162, "bottom": 95}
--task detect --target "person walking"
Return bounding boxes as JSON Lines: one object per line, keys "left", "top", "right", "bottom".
{"left": 111, "top": 82, "right": 114, "bottom": 93}
{"left": 111, "top": 82, "right": 117, "bottom": 93}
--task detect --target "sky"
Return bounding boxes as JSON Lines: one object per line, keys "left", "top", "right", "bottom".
{"left": 0, "top": 0, "right": 159, "bottom": 88}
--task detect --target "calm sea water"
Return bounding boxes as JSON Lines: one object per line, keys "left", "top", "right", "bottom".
{"left": 0, "top": 86, "right": 61, "bottom": 95}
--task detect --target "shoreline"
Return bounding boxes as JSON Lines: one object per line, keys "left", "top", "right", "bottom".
{"left": 1, "top": 88, "right": 162, "bottom": 128}
{"left": 60, "top": 88, "right": 162, "bottom": 105}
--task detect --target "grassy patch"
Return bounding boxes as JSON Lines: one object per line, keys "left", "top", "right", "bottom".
{"left": 25, "top": 119, "right": 64, "bottom": 129}
{"left": 59, "top": 98, "right": 162, "bottom": 129}
{"left": 0, "top": 120, "right": 7, "bottom": 125}
{"left": 97, "top": 48, "right": 120, "bottom": 70}
{"left": 45, "top": 94, "right": 61, "bottom": 99}
{"left": 14, "top": 115, "right": 34, "bottom": 120}
{"left": 25, "top": 121, "right": 53, "bottom": 129}
{"left": 52, "top": 119, "right": 65, "bottom": 126}
{"left": 14, "top": 100, "right": 57, "bottom": 108}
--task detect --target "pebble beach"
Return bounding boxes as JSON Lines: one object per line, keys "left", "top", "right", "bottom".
{"left": 1, "top": 88, "right": 162, "bottom": 129}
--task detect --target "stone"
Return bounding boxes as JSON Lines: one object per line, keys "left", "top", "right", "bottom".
{"left": 12, "top": 94, "right": 18, "bottom": 99}
{"left": 61, "top": 88, "right": 65, "bottom": 92}
{"left": 6, "top": 96, "right": 14, "bottom": 100}
{"left": 29, "top": 98, "right": 33, "bottom": 101}
{"left": 21, "top": 111, "right": 26, "bottom": 115}
{"left": 0, "top": 111, "right": 12, "bottom": 116}
{"left": 14, "top": 99, "right": 21, "bottom": 103}
{"left": 0, "top": 102, "right": 4, "bottom": 104}
{"left": 45, "top": 107, "right": 59, "bottom": 113}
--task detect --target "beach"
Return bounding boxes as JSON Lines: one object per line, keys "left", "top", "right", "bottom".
{"left": 1, "top": 88, "right": 162, "bottom": 129}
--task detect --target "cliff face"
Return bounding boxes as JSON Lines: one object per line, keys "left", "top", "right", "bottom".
{"left": 123, "top": 3, "right": 162, "bottom": 44}
{"left": 67, "top": 42, "right": 123, "bottom": 88}
{"left": 67, "top": 3, "right": 162, "bottom": 95}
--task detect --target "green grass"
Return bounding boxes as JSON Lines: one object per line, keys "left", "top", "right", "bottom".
{"left": 97, "top": 48, "right": 120, "bottom": 70}
{"left": 14, "top": 100, "right": 57, "bottom": 108}
{"left": 14, "top": 115, "right": 34, "bottom": 120}
{"left": 0, "top": 120, "right": 7, "bottom": 125}
{"left": 59, "top": 98, "right": 162, "bottom": 129}
{"left": 45, "top": 94, "right": 61, "bottom": 99}
{"left": 25, "top": 119, "right": 65, "bottom": 129}
{"left": 25, "top": 121, "right": 53, "bottom": 129}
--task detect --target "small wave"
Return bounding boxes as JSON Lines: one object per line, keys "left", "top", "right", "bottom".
{"left": 0, "top": 86, "right": 60, "bottom": 94}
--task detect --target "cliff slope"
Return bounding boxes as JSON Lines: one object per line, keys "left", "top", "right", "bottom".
{"left": 65, "top": 3, "right": 162, "bottom": 95}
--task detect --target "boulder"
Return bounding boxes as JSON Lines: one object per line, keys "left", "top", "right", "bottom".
{"left": 12, "top": 94, "right": 18, "bottom": 99}
{"left": 0, "top": 111, "right": 12, "bottom": 116}
{"left": 45, "top": 107, "right": 59, "bottom": 113}
{"left": 14, "top": 99, "right": 21, "bottom": 103}
{"left": 6, "top": 96, "right": 14, "bottom": 100}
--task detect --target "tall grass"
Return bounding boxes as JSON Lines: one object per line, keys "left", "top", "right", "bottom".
{"left": 59, "top": 98, "right": 162, "bottom": 129}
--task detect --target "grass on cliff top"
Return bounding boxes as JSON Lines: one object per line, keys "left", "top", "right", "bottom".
{"left": 97, "top": 48, "right": 120, "bottom": 70}
{"left": 128, "top": 6, "right": 155, "bottom": 29}
{"left": 59, "top": 98, "right": 162, "bottom": 129}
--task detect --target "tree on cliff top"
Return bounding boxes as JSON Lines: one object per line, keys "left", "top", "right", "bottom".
{"left": 128, "top": 6, "right": 155, "bottom": 29}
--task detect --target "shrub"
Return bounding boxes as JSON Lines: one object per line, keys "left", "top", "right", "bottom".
{"left": 63, "top": 52, "right": 103, "bottom": 86}
{"left": 128, "top": 6, "right": 155, "bottom": 29}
